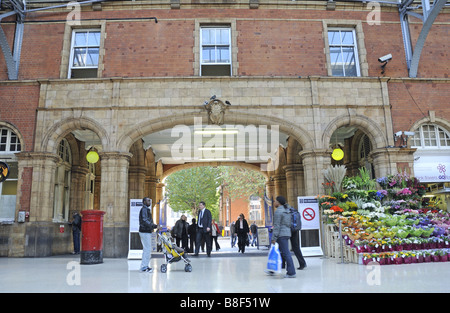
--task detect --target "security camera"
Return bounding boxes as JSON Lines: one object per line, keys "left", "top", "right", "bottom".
{"left": 395, "top": 131, "right": 402, "bottom": 137}
{"left": 404, "top": 131, "right": 415, "bottom": 136}
{"left": 378, "top": 54, "right": 392, "bottom": 63}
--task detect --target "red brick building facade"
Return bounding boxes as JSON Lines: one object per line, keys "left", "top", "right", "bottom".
{"left": 0, "top": 0, "right": 448, "bottom": 257}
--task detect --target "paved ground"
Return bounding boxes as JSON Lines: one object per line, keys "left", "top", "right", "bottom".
{"left": 1, "top": 237, "right": 449, "bottom": 293}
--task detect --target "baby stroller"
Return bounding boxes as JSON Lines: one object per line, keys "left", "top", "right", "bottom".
{"left": 157, "top": 232, "right": 192, "bottom": 273}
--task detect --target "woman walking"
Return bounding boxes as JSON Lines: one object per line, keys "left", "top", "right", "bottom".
{"left": 235, "top": 213, "right": 249, "bottom": 253}
{"left": 271, "top": 196, "right": 296, "bottom": 278}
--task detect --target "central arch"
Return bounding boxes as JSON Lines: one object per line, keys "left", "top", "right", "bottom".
{"left": 117, "top": 111, "right": 315, "bottom": 153}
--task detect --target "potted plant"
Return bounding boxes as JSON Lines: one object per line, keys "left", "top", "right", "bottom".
{"left": 417, "top": 251, "right": 424, "bottom": 263}
{"left": 403, "top": 252, "right": 412, "bottom": 264}
{"left": 423, "top": 251, "right": 432, "bottom": 262}
{"left": 432, "top": 250, "right": 440, "bottom": 262}
{"left": 394, "top": 253, "right": 403, "bottom": 265}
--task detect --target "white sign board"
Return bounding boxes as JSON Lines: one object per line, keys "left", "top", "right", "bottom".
{"left": 257, "top": 227, "right": 270, "bottom": 247}
{"left": 128, "top": 199, "right": 156, "bottom": 259}
{"left": 297, "top": 196, "right": 320, "bottom": 230}
{"left": 413, "top": 152, "right": 450, "bottom": 183}
{"left": 297, "top": 196, "right": 323, "bottom": 256}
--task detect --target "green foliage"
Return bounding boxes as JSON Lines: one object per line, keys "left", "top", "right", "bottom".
{"left": 165, "top": 166, "right": 266, "bottom": 218}
{"left": 343, "top": 167, "right": 377, "bottom": 191}
{"left": 218, "top": 166, "right": 266, "bottom": 202}
{"left": 165, "top": 166, "right": 222, "bottom": 217}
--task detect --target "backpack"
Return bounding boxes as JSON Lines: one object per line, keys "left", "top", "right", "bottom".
{"left": 289, "top": 206, "right": 302, "bottom": 232}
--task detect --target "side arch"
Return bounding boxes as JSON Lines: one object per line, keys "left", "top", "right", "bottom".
{"left": 39, "top": 117, "right": 110, "bottom": 154}
{"left": 321, "top": 114, "right": 388, "bottom": 150}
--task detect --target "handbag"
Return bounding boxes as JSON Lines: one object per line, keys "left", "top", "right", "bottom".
{"left": 265, "top": 243, "right": 282, "bottom": 274}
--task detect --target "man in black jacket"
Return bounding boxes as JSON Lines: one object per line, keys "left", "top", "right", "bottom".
{"left": 71, "top": 212, "right": 82, "bottom": 255}
{"left": 194, "top": 201, "right": 212, "bottom": 257}
{"left": 173, "top": 215, "right": 189, "bottom": 251}
{"left": 139, "top": 197, "right": 158, "bottom": 272}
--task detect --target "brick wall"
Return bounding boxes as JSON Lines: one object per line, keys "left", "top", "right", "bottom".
{"left": 389, "top": 81, "right": 450, "bottom": 132}
{"left": 0, "top": 84, "right": 39, "bottom": 151}
{"left": 0, "top": 6, "right": 447, "bottom": 79}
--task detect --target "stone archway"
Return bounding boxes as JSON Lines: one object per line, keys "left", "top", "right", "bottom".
{"left": 322, "top": 113, "right": 389, "bottom": 150}
{"left": 117, "top": 111, "right": 314, "bottom": 154}
{"left": 38, "top": 116, "right": 109, "bottom": 154}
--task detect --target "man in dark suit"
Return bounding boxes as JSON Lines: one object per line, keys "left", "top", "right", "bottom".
{"left": 194, "top": 201, "right": 212, "bottom": 257}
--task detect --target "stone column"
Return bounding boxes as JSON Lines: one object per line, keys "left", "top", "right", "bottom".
{"left": 70, "top": 166, "right": 89, "bottom": 213}
{"left": 18, "top": 152, "right": 60, "bottom": 222}
{"left": 263, "top": 179, "right": 275, "bottom": 226}
{"left": 14, "top": 152, "right": 61, "bottom": 257}
{"left": 155, "top": 182, "right": 165, "bottom": 225}
{"left": 272, "top": 174, "right": 287, "bottom": 200}
{"left": 128, "top": 165, "right": 147, "bottom": 200}
{"left": 145, "top": 175, "right": 158, "bottom": 209}
{"left": 299, "top": 149, "right": 332, "bottom": 196}
{"left": 98, "top": 151, "right": 132, "bottom": 258}
{"left": 283, "top": 164, "right": 304, "bottom": 209}
{"left": 370, "top": 147, "right": 416, "bottom": 179}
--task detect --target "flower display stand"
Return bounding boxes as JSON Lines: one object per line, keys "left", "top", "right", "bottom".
{"left": 318, "top": 171, "right": 450, "bottom": 266}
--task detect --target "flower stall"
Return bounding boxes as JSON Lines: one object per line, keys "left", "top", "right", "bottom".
{"left": 320, "top": 168, "right": 450, "bottom": 265}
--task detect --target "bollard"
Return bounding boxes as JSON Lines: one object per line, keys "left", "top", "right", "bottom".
{"left": 80, "top": 210, "right": 106, "bottom": 264}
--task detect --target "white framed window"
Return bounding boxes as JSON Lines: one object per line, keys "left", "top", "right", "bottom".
{"left": 53, "top": 139, "right": 72, "bottom": 222}
{"left": 0, "top": 127, "right": 21, "bottom": 223}
{"left": 68, "top": 29, "right": 101, "bottom": 79}
{"left": 327, "top": 28, "right": 361, "bottom": 77}
{"left": 0, "top": 161, "right": 18, "bottom": 223}
{"left": 411, "top": 124, "right": 450, "bottom": 149}
{"left": 0, "top": 128, "right": 21, "bottom": 153}
{"left": 200, "top": 26, "right": 231, "bottom": 76}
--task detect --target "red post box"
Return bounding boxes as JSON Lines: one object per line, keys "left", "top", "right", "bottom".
{"left": 80, "top": 210, "right": 106, "bottom": 264}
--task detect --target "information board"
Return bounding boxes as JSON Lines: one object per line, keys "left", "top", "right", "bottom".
{"left": 297, "top": 196, "right": 323, "bottom": 256}
{"left": 257, "top": 227, "right": 271, "bottom": 247}
{"left": 128, "top": 199, "right": 157, "bottom": 259}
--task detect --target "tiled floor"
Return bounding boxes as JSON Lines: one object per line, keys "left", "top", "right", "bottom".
{"left": 1, "top": 238, "right": 449, "bottom": 293}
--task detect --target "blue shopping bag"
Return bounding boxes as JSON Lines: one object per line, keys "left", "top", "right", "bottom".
{"left": 265, "top": 243, "right": 282, "bottom": 274}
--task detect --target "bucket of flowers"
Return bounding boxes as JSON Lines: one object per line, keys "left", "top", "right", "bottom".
{"left": 402, "top": 251, "right": 412, "bottom": 264}
{"left": 437, "top": 250, "right": 448, "bottom": 262}
{"left": 402, "top": 238, "right": 413, "bottom": 251}
{"left": 444, "top": 236, "right": 450, "bottom": 248}
{"left": 410, "top": 251, "right": 418, "bottom": 263}
{"left": 417, "top": 251, "right": 424, "bottom": 263}
{"left": 393, "top": 252, "right": 403, "bottom": 265}
{"left": 432, "top": 250, "right": 441, "bottom": 262}
{"left": 423, "top": 251, "right": 432, "bottom": 263}
{"left": 354, "top": 239, "right": 368, "bottom": 253}
{"left": 412, "top": 237, "right": 424, "bottom": 250}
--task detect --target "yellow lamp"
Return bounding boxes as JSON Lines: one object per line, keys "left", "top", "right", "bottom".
{"left": 332, "top": 148, "right": 344, "bottom": 161}
{"left": 86, "top": 150, "right": 99, "bottom": 164}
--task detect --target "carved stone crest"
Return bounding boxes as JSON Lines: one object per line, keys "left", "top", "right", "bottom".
{"left": 203, "top": 97, "right": 231, "bottom": 125}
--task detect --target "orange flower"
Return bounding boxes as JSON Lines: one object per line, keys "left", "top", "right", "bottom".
{"left": 330, "top": 205, "right": 343, "bottom": 212}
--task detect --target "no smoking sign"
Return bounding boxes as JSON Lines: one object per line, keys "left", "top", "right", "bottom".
{"left": 302, "top": 208, "right": 315, "bottom": 221}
